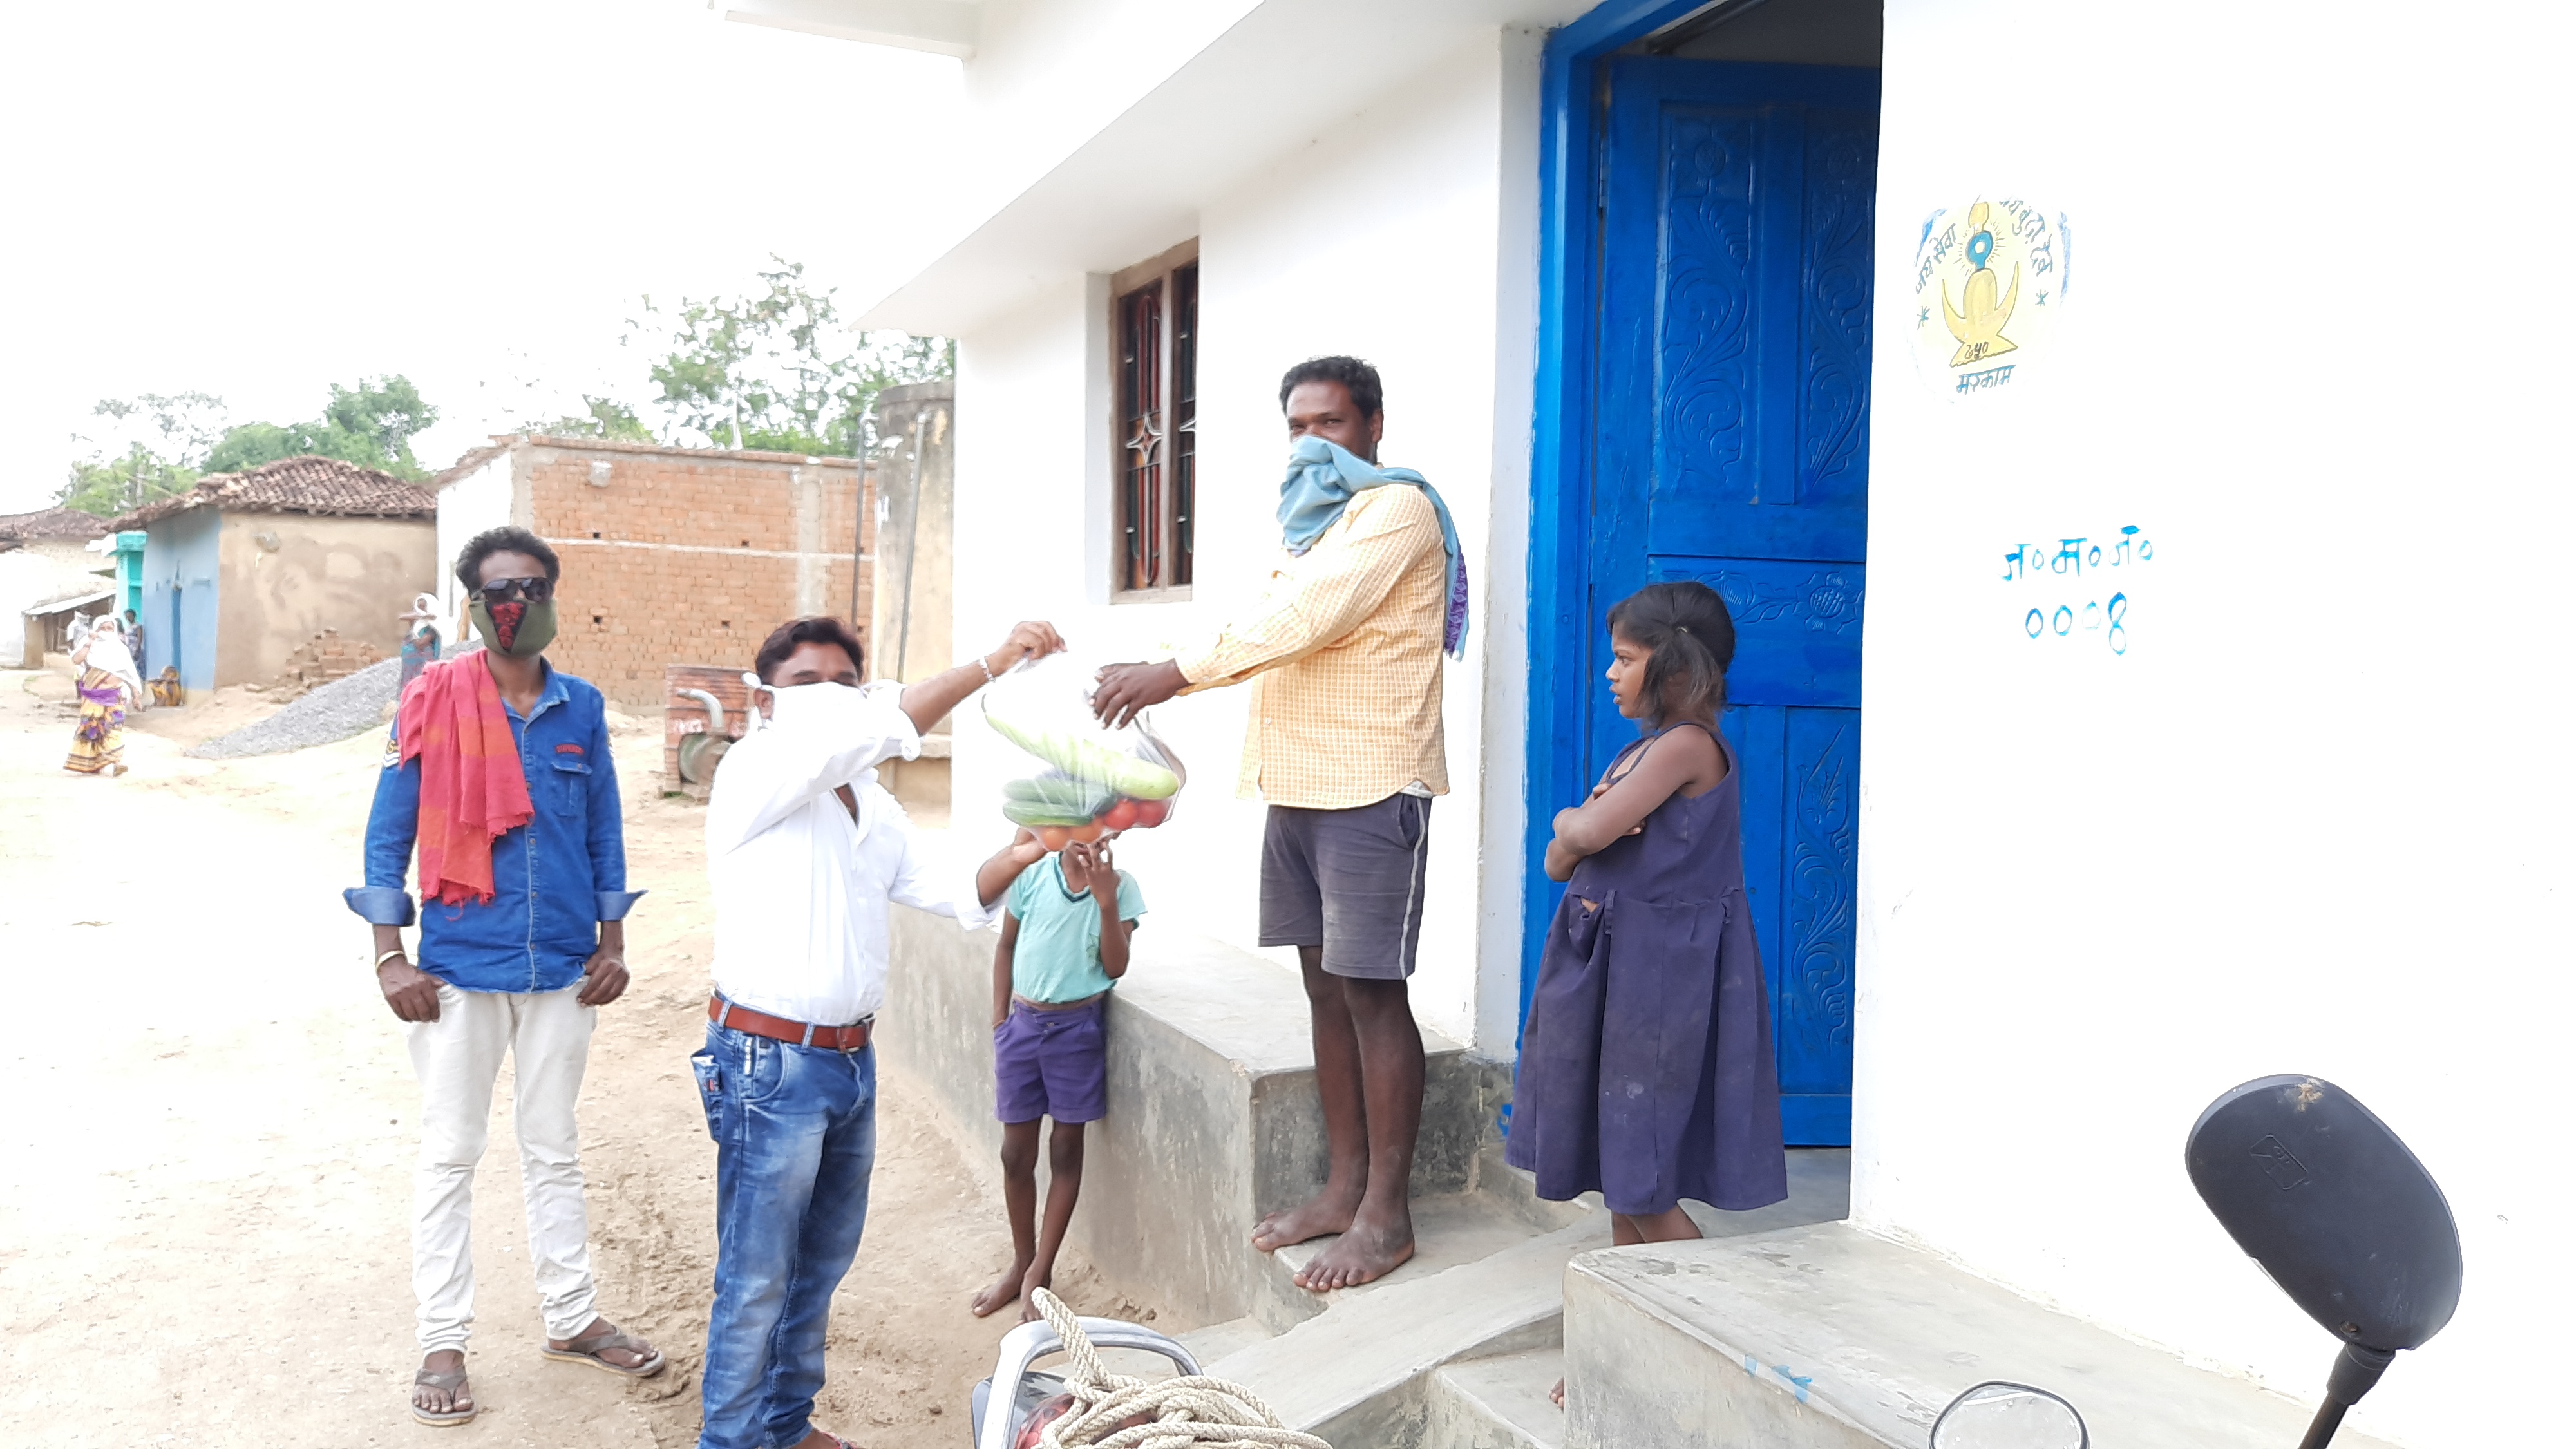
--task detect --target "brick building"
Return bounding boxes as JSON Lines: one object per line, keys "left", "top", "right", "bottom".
{"left": 430, "top": 437, "right": 873, "bottom": 707}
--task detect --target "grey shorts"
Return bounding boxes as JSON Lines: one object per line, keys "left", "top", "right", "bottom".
{"left": 1258, "top": 793, "right": 1431, "bottom": 980}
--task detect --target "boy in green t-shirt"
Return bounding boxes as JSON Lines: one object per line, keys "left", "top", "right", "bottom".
{"left": 971, "top": 838, "right": 1146, "bottom": 1321}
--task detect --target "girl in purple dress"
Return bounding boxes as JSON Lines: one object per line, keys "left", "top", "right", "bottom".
{"left": 1506, "top": 581, "right": 1788, "bottom": 1277}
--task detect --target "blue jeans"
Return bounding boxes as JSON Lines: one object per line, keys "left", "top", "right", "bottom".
{"left": 692, "top": 1023, "right": 878, "bottom": 1449}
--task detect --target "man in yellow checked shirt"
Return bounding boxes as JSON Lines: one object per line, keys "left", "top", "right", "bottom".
{"left": 1093, "top": 355, "right": 1467, "bottom": 1293}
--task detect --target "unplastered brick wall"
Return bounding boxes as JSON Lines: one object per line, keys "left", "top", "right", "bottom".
{"left": 520, "top": 442, "right": 873, "bottom": 707}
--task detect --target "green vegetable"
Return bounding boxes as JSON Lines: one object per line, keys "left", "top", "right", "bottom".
{"left": 986, "top": 713, "right": 1181, "bottom": 800}
{"left": 1003, "top": 799, "right": 1097, "bottom": 829}
{"left": 1003, "top": 773, "right": 1115, "bottom": 817}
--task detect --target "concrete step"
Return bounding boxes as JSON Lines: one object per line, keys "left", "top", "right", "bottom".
{"left": 1427, "top": 1347, "right": 1566, "bottom": 1449}
{"left": 1562, "top": 1221, "right": 2403, "bottom": 1449}
{"left": 1175, "top": 1314, "right": 1275, "bottom": 1366}
{"left": 1257, "top": 1189, "right": 1560, "bottom": 1332}
{"left": 1211, "top": 1216, "right": 1607, "bottom": 1448}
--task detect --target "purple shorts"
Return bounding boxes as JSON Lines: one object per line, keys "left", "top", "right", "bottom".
{"left": 994, "top": 998, "right": 1108, "bottom": 1124}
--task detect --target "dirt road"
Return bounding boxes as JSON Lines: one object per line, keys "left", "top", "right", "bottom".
{"left": 0, "top": 673, "right": 1146, "bottom": 1447}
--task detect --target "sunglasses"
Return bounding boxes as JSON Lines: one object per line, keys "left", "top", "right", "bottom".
{"left": 475, "top": 576, "right": 554, "bottom": 605}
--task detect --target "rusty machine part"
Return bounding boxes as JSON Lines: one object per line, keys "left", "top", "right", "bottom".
{"left": 674, "top": 688, "right": 734, "bottom": 785}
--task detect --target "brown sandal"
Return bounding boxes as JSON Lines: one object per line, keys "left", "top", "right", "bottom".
{"left": 540, "top": 1321, "right": 666, "bottom": 1378}
{"left": 412, "top": 1365, "right": 476, "bottom": 1427}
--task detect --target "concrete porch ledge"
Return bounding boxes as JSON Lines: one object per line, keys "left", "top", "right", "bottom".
{"left": 1563, "top": 1222, "right": 2401, "bottom": 1449}
{"left": 882, "top": 904, "right": 1507, "bottom": 1329}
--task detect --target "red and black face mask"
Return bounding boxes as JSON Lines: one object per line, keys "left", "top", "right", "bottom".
{"left": 469, "top": 578, "right": 557, "bottom": 658}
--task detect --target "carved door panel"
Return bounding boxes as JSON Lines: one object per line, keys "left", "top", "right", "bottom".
{"left": 1592, "top": 59, "right": 1878, "bottom": 1146}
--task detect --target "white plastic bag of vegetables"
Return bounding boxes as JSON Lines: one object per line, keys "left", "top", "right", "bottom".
{"left": 981, "top": 654, "right": 1186, "bottom": 851}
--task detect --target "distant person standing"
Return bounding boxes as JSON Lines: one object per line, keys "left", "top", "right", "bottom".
{"left": 120, "top": 609, "right": 143, "bottom": 670}
{"left": 399, "top": 592, "right": 444, "bottom": 694}
{"left": 64, "top": 614, "right": 144, "bottom": 777}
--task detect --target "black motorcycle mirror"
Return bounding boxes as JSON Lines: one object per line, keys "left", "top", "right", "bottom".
{"left": 2186, "top": 1075, "right": 2461, "bottom": 1449}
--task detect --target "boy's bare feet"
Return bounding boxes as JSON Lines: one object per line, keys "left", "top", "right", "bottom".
{"left": 1250, "top": 1184, "right": 1362, "bottom": 1253}
{"left": 972, "top": 1253, "right": 1036, "bottom": 1317}
{"left": 1289, "top": 1206, "right": 1414, "bottom": 1291}
{"left": 412, "top": 1350, "right": 473, "bottom": 1423}
{"left": 1016, "top": 1263, "right": 1057, "bottom": 1323}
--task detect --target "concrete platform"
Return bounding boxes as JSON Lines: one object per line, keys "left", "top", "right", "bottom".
{"left": 1428, "top": 1347, "right": 1566, "bottom": 1449}
{"left": 1215, "top": 1151, "right": 1852, "bottom": 1448}
{"left": 1562, "top": 1222, "right": 2401, "bottom": 1449}
{"left": 882, "top": 906, "right": 1506, "bottom": 1327}
{"left": 1261, "top": 1189, "right": 1558, "bottom": 1329}
{"left": 1213, "top": 1216, "right": 1606, "bottom": 1448}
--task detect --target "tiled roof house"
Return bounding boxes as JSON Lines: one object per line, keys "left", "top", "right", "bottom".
{"left": 115, "top": 455, "right": 438, "bottom": 695}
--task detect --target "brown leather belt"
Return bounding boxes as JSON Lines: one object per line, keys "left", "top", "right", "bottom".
{"left": 708, "top": 995, "right": 872, "bottom": 1052}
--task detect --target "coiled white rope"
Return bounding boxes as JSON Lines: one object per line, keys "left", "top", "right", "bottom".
{"left": 1028, "top": 1289, "right": 1332, "bottom": 1449}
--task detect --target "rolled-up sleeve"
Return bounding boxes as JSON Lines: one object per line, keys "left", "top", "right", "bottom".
{"left": 349, "top": 731, "right": 421, "bottom": 925}
{"left": 582, "top": 701, "right": 636, "bottom": 921}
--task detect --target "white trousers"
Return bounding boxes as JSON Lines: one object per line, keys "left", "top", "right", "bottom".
{"left": 407, "top": 981, "right": 600, "bottom": 1354}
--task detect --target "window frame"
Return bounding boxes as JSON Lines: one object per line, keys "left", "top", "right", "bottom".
{"left": 1110, "top": 240, "right": 1199, "bottom": 602}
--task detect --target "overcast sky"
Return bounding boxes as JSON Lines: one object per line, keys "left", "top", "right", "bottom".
{"left": 0, "top": 0, "right": 964, "bottom": 514}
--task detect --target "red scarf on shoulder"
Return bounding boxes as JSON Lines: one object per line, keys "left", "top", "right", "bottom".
{"left": 398, "top": 655, "right": 535, "bottom": 907}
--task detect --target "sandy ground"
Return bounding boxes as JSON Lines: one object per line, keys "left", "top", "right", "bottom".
{"left": 0, "top": 670, "right": 1151, "bottom": 1447}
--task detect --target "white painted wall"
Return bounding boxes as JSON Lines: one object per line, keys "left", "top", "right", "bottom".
{"left": 433, "top": 450, "right": 516, "bottom": 643}
{"left": 949, "top": 32, "right": 1539, "bottom": 1052}
{"left": 1, "top": 544, "right": 112, "bottom": 668}
{"left": 1852, "top": 4, "right": 2573, "bottom": 1445}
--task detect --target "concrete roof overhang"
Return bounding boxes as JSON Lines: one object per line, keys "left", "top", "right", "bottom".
{"left": 719, "top": 0, "right": 983, "bottom": 59}
{"left": 855, "top": 0, "right": 1596, "bottom": 336}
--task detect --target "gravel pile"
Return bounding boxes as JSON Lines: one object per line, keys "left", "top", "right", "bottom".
{"left": 189, "top": 658, "right": 404, "bottom": 759}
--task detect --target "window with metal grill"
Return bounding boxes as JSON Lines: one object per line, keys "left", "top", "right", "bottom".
{"left": 1113, "top": 242, "right": 1198, "bottom": 597}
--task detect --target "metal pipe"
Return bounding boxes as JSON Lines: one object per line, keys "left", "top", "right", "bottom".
{"left": 676, "top": 687, "right": 726, "bottom": 735}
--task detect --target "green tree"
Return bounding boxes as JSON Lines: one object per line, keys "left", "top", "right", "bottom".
{"left": 57, "top": 392, "right": 227, "bottom": 516}
{"left": 634, "top": 258, "right": 952, "bottom": 455}
{"left": 521, "top": 396, "right": 654, "bottom": 443}
{"left": 200, "top": 375, "right": 441, "bottom": 479}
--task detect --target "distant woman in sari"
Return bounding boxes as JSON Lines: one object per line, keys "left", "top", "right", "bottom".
{"left": 66, "top": 614, "right": 145, "bottom": 777}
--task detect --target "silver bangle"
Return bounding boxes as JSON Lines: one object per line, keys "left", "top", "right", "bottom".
{"left": 374, "top": 948, "right": 408, "bottom": 969}
{"left": 978, "top": 655, "right": 999, "bottom": 683}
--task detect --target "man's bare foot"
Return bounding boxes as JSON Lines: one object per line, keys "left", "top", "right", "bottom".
{"left": 1251, "top": 1188, "right": 1361, "bottom": 1253}
{"left": 1016, "top": 1264, "right": 1056, "bottom": 1324}
{"left": 786, "top": 1430, "right": 856, "bottom": 1449}
{"left": 973, "top": 1255, "right": 1035, "bottom": 1318}
{"left": 1290, "top": 1209, "right": 1414, "bottom": 1291}
{"left": 412, "top": 1349, "right": 474, "bottom": 1424}
{"left": 1551, "top": 1378, "right": 1566, "bottom": 1408}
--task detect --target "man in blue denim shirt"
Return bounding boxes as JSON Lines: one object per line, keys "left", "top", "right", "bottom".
{"left": 346, "top": 527, "right": 664, "bottom": 1428}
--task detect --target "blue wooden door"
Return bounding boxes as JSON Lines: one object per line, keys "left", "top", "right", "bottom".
{"left": 1589, "top": 58, "right": 1877, "bottom": 1147}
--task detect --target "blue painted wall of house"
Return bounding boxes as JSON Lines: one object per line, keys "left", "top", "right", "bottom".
{"left": 141, "top": 510, "right": 220, "bottom": 696}
{"left": 113, "top": 532, "right": 146, "bottom": 618}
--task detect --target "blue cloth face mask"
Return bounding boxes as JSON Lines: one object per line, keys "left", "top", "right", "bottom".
{"left": 1274, "top": 435, "right": 1470, "bottom": 658}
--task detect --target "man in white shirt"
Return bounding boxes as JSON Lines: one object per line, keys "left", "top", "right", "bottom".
{"left": 692, "top": 613, "right": 1061, "bottom": 1449}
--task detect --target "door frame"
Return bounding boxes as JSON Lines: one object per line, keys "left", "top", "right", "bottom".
{"left": 1520, "top": 0, "right": 1725, "bottom": 1035}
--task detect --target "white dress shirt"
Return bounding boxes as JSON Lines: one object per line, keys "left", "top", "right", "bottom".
{"left": 705, "top": 682, "right": 999, "bottom": 1027}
